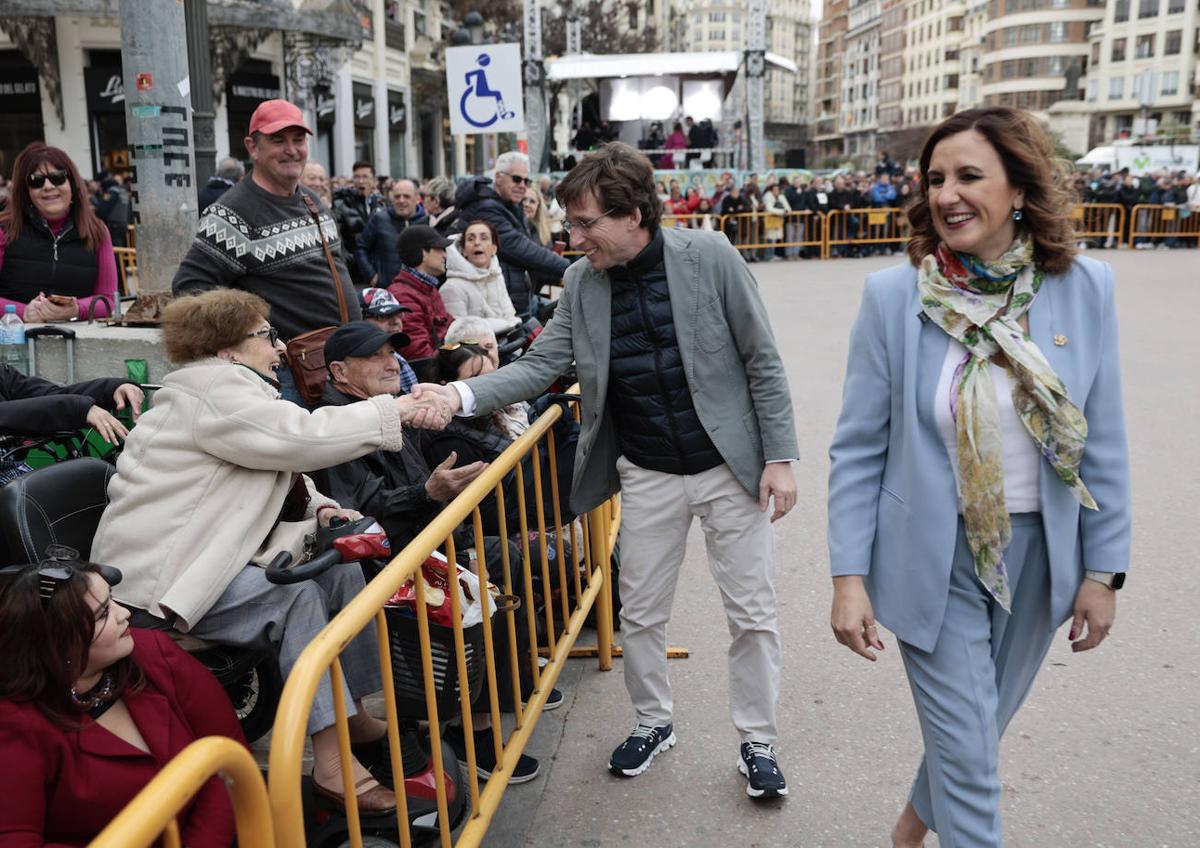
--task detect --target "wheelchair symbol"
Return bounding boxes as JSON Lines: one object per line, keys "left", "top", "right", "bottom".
{"left": 459, "top": 53, "right": 516, "bottom": 129}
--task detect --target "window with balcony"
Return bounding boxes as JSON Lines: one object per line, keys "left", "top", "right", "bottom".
{"left": 1114, "top": 0, "right": 1130, "bottom": 21}
{"left": 1162, "top": 70, "right": 1179, "bottom": 94}
{"left": 1049, "top": 22, "right": 1066, "bottom": 43}
{"left": 1167, "top": 0, "right": 1184, "bottom": 10}
{"left": 945, "top": 73, "right": 959, "bottom": 89}
{"left": 1087, "top": 79, "right": 1098, "bottom": 101}
{"left": 1165, "top": 30, "right": 1182, "bottom": 53}
{"left": 709, "top": 12, "right": 726, "bottom": 22}
{"left": 1109, "top": 76, "right": 1125, "bottom": 98}
{"left": 1135, "top": 33, "right": 1155, "bottom": 57}
{"left": 1111, "top": 37, "right": 1127, "bottom": 60}
{"left": 384, "top": 0, "right": 406, "bottom": 50}
{"left": 1138, "top": 0, "right": 1158, "bottom": 17}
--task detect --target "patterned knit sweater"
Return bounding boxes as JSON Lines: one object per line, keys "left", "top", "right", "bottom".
{"left": 171, "top": 177, "right": 361, "bottom": 341}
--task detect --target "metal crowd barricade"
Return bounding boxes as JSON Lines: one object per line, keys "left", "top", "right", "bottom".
{"left": 89, "top": 737, "right": 274, "bottom": 848}
{"left": 717, "top": 211, "right": 826, "bottom": 258}
{"left": 1071, "top": 203, "right": 1126, "bottom": 247}
{"left": 824, "top": 208, "right": 910, "bottom": 259}
{"left": 1127, "top": 203, "right": 1200, "bottom": 248}
{"left": 267, "top": 391, "right": 617, "bottom": 848}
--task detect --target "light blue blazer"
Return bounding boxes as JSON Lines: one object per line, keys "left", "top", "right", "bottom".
{"left": 827, "top": 256, "right": 1131, "bottom": 652}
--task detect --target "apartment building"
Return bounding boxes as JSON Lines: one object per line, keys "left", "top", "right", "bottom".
{"left": 903, "top": 0, "right": 966, "bottom": 126}
{"left": 877, "top": 0, "right": 908, "bottom": 136}
{"left": 841, "top": 0, "right": 883, "bottom": 158}
{"left": 1081, "top": 0, "right": 1200, "bottom": 148}
{"left": 669, "top": 0, "right": 812, "bottom": 127}
{"left": 814, "top": 0, "right": 849, "bottom": 161}
{"left": 957, "top": 0, "right": 990, "bottom": 109}
{"left": 979, "top": 0, "right": 1104, "bottom": 115}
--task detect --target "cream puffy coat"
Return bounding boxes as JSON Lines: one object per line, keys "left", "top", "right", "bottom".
{"left": 91, "top": 358, "right": 404, "bottom": 629}
{"left": 440, "top": 242, "right": 521, "bottom": 334}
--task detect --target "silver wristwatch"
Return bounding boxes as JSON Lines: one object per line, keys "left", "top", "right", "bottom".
{"left": 1084, "top": 570, "right": 1125, "bottom": 590}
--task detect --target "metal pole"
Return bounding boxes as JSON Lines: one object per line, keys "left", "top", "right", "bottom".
{"left": 523, "top": 0, "right": 548, "bottom": 173}
{"left": 119, "top": 0, "right": 198, "bottom": 293}
{"left": 747, "top": 0, "right": 767, "bottom": 173}
{"left": 471, "top": 26, "right": 487, "bottom": 174}
{"left": 184, "top": 0, "right": 215, "bottom": 188}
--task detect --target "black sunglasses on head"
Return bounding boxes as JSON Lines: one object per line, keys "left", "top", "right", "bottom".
{"left": 27, "top": 170, "right": 69, "bottom": 190}
{"left": 0, "top": 544, "right": 121, "bottom": 608}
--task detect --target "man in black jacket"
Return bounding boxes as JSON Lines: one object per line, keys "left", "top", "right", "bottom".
{"left": 0, "top": 365, "right": 142, "bottom": 445}
{"left": 333, "top": 160, "right": 386, "bottom": 285}
{"left": 454, "top": 151, "right": 568, "bottom": 319}
{"left": 312, "top": 322, "right": 483, "bottom": 548}
{"left": 355, "top": 178, "right": 427, "bottom": 287}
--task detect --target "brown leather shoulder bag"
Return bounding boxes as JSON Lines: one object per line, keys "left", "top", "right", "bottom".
{"left": 285, "top": 193, "right": 349, "bottom": 404}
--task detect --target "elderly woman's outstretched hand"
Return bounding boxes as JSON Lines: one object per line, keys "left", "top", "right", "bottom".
{"left": 395, "top": 393, "right": 453, "bottom": 430}
{"left": 831, "top": 575, "right": 886, "bottom": 661}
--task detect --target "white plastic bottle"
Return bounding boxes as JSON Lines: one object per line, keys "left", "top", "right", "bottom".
{"left": 0, "top": 305, "right": 29, "bottom": 375}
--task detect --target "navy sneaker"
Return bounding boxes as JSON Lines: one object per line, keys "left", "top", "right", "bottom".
{"left": 445, "top": 726, "right": 541, "bottom": 784}
{"left": 738, "top": 741, "right": 788, "bottom": 799}
{"left": 608, "top": 723, "right": 676, "bottom": 777}
{"left": 542, "top": 687, "right": 564, "bottom": 712}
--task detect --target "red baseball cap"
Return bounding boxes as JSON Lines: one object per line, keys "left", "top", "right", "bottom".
{"left": 248, "top": 99, "right": 313, "bottom": 136}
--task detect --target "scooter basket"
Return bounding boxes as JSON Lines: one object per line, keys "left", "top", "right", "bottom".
{"left": 385, "top": 608, "right": 485, "bottom": 721}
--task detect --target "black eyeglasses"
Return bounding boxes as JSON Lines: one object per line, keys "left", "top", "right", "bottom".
{"left": 501, "top": 173, "right": 531, "bottom": 186}
{"left": 28, "top": 170, "right": 69, "bottom": 190}
{"left": 248, "top": 327, "right": 280, "bottom": 345}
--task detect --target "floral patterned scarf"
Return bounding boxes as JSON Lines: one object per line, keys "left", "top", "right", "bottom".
{"left": 917, "top": 238, "right": 1096, "bottom": 609}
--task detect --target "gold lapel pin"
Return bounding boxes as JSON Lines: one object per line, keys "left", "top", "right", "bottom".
{"left": 1053, "top": 334, "right": 1068, "bottom": 347}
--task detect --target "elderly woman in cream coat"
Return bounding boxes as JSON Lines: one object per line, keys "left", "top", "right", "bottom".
{"left": 90, "top": 289, "right": 448, "bottom": 816}
{"left": 441, "top": 220, "right": 522, "bottom": 335}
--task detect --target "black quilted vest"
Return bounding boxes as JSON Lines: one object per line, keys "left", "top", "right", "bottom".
{"left": 0, "top": 208, "right": 98, "bottom": 303}
{"left": 607, "top": 228, "right": 723, "bottom": 476}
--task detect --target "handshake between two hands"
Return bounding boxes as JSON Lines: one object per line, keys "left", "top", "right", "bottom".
{"left": 393, "top": 383, "right": 464, "bottom": 431}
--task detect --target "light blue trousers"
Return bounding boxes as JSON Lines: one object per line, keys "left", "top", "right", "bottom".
{"left": 899, "top": 513, "right": 1056, "bottom": 848}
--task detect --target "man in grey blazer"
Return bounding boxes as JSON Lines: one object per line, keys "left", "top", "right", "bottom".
{"left": 413, "top": 142, "right": 798, "bottom": 799}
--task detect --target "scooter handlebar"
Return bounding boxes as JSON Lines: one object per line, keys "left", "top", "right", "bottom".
{"left": 263, "top": 548, "right": 343, "bottom": 585}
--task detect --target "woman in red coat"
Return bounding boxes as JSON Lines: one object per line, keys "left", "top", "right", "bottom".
{"left": 0, "top": 551, "right": 246, "bottom": 847}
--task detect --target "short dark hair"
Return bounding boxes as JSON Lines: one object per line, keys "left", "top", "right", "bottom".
{"left": 352, "top": 161, "right": 374, "bottom": 173}
{"left": 0, "top": 559, "right": 143, "bottom": 728}
{"left": 462, "top": 218, "right": 499, "bottom": 245}
{"left": 555, "top": 142, "right": 662, "bottom": 231}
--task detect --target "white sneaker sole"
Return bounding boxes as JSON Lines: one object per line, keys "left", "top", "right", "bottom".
{"left": 737, "top": 756, "right": 789, "bottom": 798}
{"left": 609, "top": 732, "right": 676, "bottom": 777}
{"left": 458, "top": 758, "right": 540, "bottom": 785}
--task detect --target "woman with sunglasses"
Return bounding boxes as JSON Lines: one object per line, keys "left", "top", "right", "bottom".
{"left": 90, "top": 288, "right": 450, "bottom": 815}
{"left": 0, "top": 550, "right": 245, "bottom": 846}
{"left": 0, "top": 142, "right": 118, "bottom": 322}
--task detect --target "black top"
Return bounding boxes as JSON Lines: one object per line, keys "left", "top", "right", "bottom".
{"left": 0, "top": 365, "right": 132, "bottom": 436}
{"left": 0, "top": 208, "right": 99, "bottom": 304}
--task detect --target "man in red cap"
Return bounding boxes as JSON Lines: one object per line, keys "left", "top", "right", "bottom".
{"left": 172, "top": 99, "right": 360, "bottom": 403}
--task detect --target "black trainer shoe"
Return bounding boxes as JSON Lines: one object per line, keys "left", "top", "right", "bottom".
{"left": 738, "top": 741, "right": 788, "bottom": 799}
{"left": 542, "top": 687, "right": 564, "bottom": 711}
{"left": 608, "top": 723, "right": 675, "bottom": 777}
{"left": 444, "top": 726, "right": 541, "bottom": 784}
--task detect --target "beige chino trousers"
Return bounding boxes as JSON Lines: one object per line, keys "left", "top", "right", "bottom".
{"left": 615, "top": 455, "right": 780, "bottom": 744}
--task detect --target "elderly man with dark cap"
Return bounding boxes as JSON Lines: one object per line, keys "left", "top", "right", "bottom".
{"left": 387, "top": 225, "right": 455, "bottom": 361}
{"left": 172, "top": 99, "right": 359, "bottom": 404}
{"left": 359, "top": 286, "right": 419, "bottom": 392}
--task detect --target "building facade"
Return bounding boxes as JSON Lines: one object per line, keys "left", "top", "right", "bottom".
{"left": 0, "top": 0, "right": 449, "bottom": 184}
{"left": 814, "top": 0, "right": 848, "bottom": 162}
{"left": 1079, "top": 0, "right": 1200, "bottom": 149}
{"left": 841, "top": 0, "right": 883, "bottom": 159}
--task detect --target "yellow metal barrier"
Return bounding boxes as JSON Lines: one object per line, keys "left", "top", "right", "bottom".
{"left": 89, "top": 736, "right": 273, "bottom": 848}
{"left": 268, "top": 393, "right": 616, "bottom": 848}
{"left": 824, "top": 208, "right": 910, "bottom": 260}
{"left": 1071, "top": 203, "right": 1126, "bottom": 247}
{"left": 1127, "top": 203, "right": 1200, "bottom": 248}
{"left": 718, "top": 210, "right": 826, "bottom": 257}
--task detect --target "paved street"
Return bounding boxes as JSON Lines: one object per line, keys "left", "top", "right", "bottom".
{"left": 492, "top": 248, "right": 1200, "bottom": 847}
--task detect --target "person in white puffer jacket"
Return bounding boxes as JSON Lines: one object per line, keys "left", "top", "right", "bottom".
{"left": 441, "top": 220, "right": 522, "bottom": 335}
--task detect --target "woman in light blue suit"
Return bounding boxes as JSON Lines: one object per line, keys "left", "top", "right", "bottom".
{"left": 827, "top": 107, "right": 1131, "bottom": 847}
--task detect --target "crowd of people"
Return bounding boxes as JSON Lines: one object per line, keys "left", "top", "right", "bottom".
{"left": 0, "top": 96, "right": 1141, "bottom": 848}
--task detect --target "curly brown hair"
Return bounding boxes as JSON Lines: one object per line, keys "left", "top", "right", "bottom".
{"left": 160, "top": 289, "right": 270, "bottom": 364}
{"left": 555, "top": 142, "right": 662, "bottom": 231}
{"left": 906, "top": 107, "right": 1078, "bottom": 274}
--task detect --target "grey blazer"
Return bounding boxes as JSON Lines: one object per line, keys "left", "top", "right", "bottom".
{"left": 827, "top": 256, "right": 1131, "bottom": 651}
{"left": 465, "top": 226, "right": 798, "bottom": 514}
